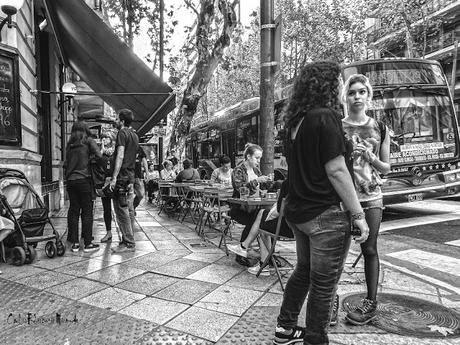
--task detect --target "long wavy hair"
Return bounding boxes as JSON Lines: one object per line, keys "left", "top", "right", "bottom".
{"left": 284, "top": 61, "right": 342, "bottom": 129}
{"left": 68, "top": 121, "right": 91, "bottom": 147}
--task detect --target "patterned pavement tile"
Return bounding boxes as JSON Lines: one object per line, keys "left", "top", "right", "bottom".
{"left": 0, "top": 263, "right": 47, "bottom": 281}
{"left": 152, "top": 258, "right": 209, "bottom": 278}
{"left": 84, "top": 264, "right": 146, "bottom": 285}
{"left": 153, "top": 279, "right": 219, "bottom": 305}
{"left": 187, "top": 263, "right": 243, "bottom": 284}
{"left": 135, "top": 325, "right": 213, "bottom": 345}
{"left": 47, "top": 277, "right": 109, "bottom": 300}
{"left": 216, "top": 319, "right": 274, "bottom": 345}
{"left": 99, "top": 249, "right": 152, "bottom": 264}
{"left": 166, "top": 306, "right": 238, "bottom": 342}
{"left": 79, "top": 287, "right": 145, "bottom": 311}
{"left": 134, "top": 232, "right": 150, "bottom": 241}
{"left": 254, "top": 292, "right": 284, "bottom": 307}
{"left": 152, "top": 240, "right": 189, "bottom": 251}
{"left": 55, "top": 258, "right": 117, "bottom": 276}
{"left": 196, "top": 285, "right": 263, "bottom": 316}
{"left": 75, "top": 312, "right": 157, "bottom": 345}
{"left": 115, "top": 272, "right": 180, "bottom": 295}
{"left": 16, "top": 270, "right": 75, "bottom": 290}
{"left": 183, "top": 252, "right": 226, "bottom": 263}
{"left": 134, "top": 240, "right": 156, "bottom": 252}
{"left": 119, "top": 297, "right": 189, "bottom": 324}
{"left": 225, "top": 270, "right": 278, "bottom": 291}
{"left": 120, "top": 251, "right": 188, "bottom": 271}
{"left": 32, "top": 253, "right": 89, "bottom": 270}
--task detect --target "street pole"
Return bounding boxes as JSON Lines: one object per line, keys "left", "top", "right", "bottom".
{"left": 159, "top": 0, "right": 164, "bottom": 80}
{"left": 451, "top": 40, "right": 458, "bottom": 100}
{"left": 259, "top": 0, "right": 275, "bottom": 176}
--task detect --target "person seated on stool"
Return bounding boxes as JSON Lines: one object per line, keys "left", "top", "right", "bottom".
{"left": 227, "top": 179, "right": 292, "bottom": 275}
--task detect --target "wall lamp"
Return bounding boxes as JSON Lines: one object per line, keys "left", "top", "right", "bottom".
{"left": 0, "top": 0, "right": 25, "bottom": 42}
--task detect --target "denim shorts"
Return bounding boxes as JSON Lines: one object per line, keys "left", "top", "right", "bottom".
{"left": 360, "top": 198, "right": 384, "bottom": 210}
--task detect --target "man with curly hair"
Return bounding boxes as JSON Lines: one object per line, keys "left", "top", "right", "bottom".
{"left": 273, "top": 61, "right": 369, "bottom": 345}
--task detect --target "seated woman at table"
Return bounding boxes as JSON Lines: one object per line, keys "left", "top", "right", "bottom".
{"left": 160, "top": 160, "right": 177, "bottom": 180}
{"left": 228, "top": 179, "right": 292, "bottom": 275}
{"left": 175, "top": 159, "right": 200, "bottom": 182}
{"left": 211, "top": 155, "right": 233, "bottom": 185}
{"left": 230, "top": 143, "right": 270, "bottom": 267}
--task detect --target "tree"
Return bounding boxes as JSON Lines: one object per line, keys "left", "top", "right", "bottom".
{"left": 275, "top": 0, "right": 368, "bottom": 86}
{"left": 168, "top": 0, "right": 240, "bottom": 151}
{"left": 368, "top": 0, "right": 441, "bottom": 57}
{"left": 102, "top": 0, "right": 149, "bottom": 48}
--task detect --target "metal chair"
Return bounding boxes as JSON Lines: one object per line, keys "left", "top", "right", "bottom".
{"left": 157, "top": 181, "right": 179, "bottom": 216}
{"left": 256, "top": 198, "right": 294, "bottom": 291}
{"left": 195, "top": 188, "right": 233, "bottom": 252}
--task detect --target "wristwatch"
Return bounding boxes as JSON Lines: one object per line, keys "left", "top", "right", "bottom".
{"left": 351, "top": 212, "right": 365, "bottom": 221}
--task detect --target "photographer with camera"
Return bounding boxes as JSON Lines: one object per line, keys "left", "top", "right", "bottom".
{"left": 109, "top": 109, "right": 139, "bottom": 253}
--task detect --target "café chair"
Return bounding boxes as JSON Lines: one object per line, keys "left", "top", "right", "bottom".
{"left": 195, "top": 189, "right": 233, "bottom": 251}
{"left": 256, "top": 198, "right": 294, "bottom": 291}
{"left": 157, "top": 181, "right": 179, "bottom": 216}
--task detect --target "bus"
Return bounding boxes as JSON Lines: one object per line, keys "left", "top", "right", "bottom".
{"left": 187, "top": 58, "right": 460, "bottom": 204}
{"left": 186, "top": 92, "right": 290, "bottom": 181}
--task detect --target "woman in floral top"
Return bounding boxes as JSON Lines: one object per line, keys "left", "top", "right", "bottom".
{"left": 341, "top": 74, "right": 390, "bottom": 326}
{"left": 230, "top": 143, "right": 270, "bottom": 266}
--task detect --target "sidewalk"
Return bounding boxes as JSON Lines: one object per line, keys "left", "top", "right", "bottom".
{"left": 0, "top": 200, "right": 459, "bottom": 344}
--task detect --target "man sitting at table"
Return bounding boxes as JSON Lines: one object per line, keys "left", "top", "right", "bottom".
{"left": 175, "top": 159, "right": 200, "bottom": 182}
{"left": 227, "top": 179, "right": 292, "bottom": 276}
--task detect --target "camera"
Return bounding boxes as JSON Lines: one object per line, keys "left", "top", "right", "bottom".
{"left": 116, "top": 187, "right": 128, "bottom": 207}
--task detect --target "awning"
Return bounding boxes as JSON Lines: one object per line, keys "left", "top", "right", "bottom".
{"left": 43, "top": 0, "right": 175, "bottom": 137}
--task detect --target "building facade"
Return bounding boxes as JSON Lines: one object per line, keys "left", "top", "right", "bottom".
{"left": 365, "top": 0, "right": 460, "bottom": 109}
{"left": 0, "top": 0, "right": 174, "bottom": 211}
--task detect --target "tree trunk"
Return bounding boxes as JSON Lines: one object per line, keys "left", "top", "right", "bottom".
{"left": 126, "top": 0, "right": 134, "bottom": 48}
{"left": 169, "top": 0, "right": 239, "bottom": 151}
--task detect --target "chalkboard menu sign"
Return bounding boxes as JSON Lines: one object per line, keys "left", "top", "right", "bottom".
{"left": 0, "top": 50, "right": 21, "bottom": 145}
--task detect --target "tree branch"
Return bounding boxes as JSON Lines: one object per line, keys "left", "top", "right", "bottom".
{"left": 184, "top": 0, "right": 199, "bottom": 17}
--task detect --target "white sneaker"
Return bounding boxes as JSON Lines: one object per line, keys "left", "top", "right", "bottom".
{"left": 226, "top": 243, "right": 248, "bottom": 258}
{"left": 248, "top": 262, "right": 270, "bottom": 276}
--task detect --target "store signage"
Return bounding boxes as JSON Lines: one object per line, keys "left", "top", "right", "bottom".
{"left": 0, "top": 50, "right": 20, "bottom": 145}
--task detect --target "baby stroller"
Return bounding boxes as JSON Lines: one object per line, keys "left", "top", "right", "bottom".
{"left": 0, "top": 168, "right": 65, "bottom": 266}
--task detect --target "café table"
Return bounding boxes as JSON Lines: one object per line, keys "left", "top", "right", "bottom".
{"left": 226, "top": 197, "right": 277, "bottom": 208}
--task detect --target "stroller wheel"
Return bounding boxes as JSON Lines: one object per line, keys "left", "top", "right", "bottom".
{"left": 45, "top": 241, "right": 57, "bottom": 258}
{"left": 12, "top": 246, "right": 26, "bottom": 266}
{"left": 24, "top": 245, "right": 37, "bottom": 264}
{"left": 56, "top": 240, "right": 66, "bottom": 256}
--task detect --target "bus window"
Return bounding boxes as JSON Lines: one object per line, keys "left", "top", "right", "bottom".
{"left": 236, "top": 115, "right": 258, "bottom": 154}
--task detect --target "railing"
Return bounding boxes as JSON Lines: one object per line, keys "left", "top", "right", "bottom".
{"left": 425, "top": 29, "right": 456, "bottom": 54}
{"left": 366, "top": 0, "right": 459, "bottom": 45}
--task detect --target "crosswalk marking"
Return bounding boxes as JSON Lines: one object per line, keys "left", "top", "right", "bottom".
{"left": 380, "top": 213, "right": 460, "bottom": 233}
{"left": 445, "top": 239, "right": 460, "bottom": 247}
{"left": 386, "top": 249, "right": 460, "bottom": 277}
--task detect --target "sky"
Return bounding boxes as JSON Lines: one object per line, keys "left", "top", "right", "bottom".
{"left": 133, "top": 1, "right": 260, "bottom": 79}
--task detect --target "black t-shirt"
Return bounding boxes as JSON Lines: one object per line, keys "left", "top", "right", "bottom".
{"left": 285, "top": 108, "right": 346, "bottom": 224}
{"left": 115, "top": 127, "right": 139, "bottom": 183}
{"left": 134, "top": 147, "right": 147, "bottom": 178}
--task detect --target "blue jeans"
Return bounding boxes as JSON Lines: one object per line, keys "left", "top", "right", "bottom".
{"left": 112, "top": 184, "right": 135, "bottom": 246}
{"left": 278, "top": 205, "right": 351, "bottom": 345}
{"left": 133, "top": 177, "right": 145, "bottom": 209}
{"left": 67, "top": 178, "right": 94, "bottom": 245}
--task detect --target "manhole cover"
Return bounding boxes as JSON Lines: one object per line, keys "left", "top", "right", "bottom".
{"left": 342, "top": 293, "right": 460, "bottom": 338}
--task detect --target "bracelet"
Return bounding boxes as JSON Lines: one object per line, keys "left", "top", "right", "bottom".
{"left": 351, "top": 212, "right": 365, "bottom": 221}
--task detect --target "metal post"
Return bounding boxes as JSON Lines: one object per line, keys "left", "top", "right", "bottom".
{"left": 159, "top": 0, "right": 164, "bottom": 80}
{"left": 451, "top": 40, "right": 458, "bottom": 99}
{"left": 259, "top": 0, "right": 275, "bottom": 176}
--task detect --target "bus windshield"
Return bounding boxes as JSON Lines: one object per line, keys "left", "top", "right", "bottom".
{"left": 369, "top": 88, "right": 458, "bottom": 166}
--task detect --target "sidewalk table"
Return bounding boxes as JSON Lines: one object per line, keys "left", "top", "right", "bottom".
{"left": 226, "top": 197, "right": 277, "bottom": 207}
